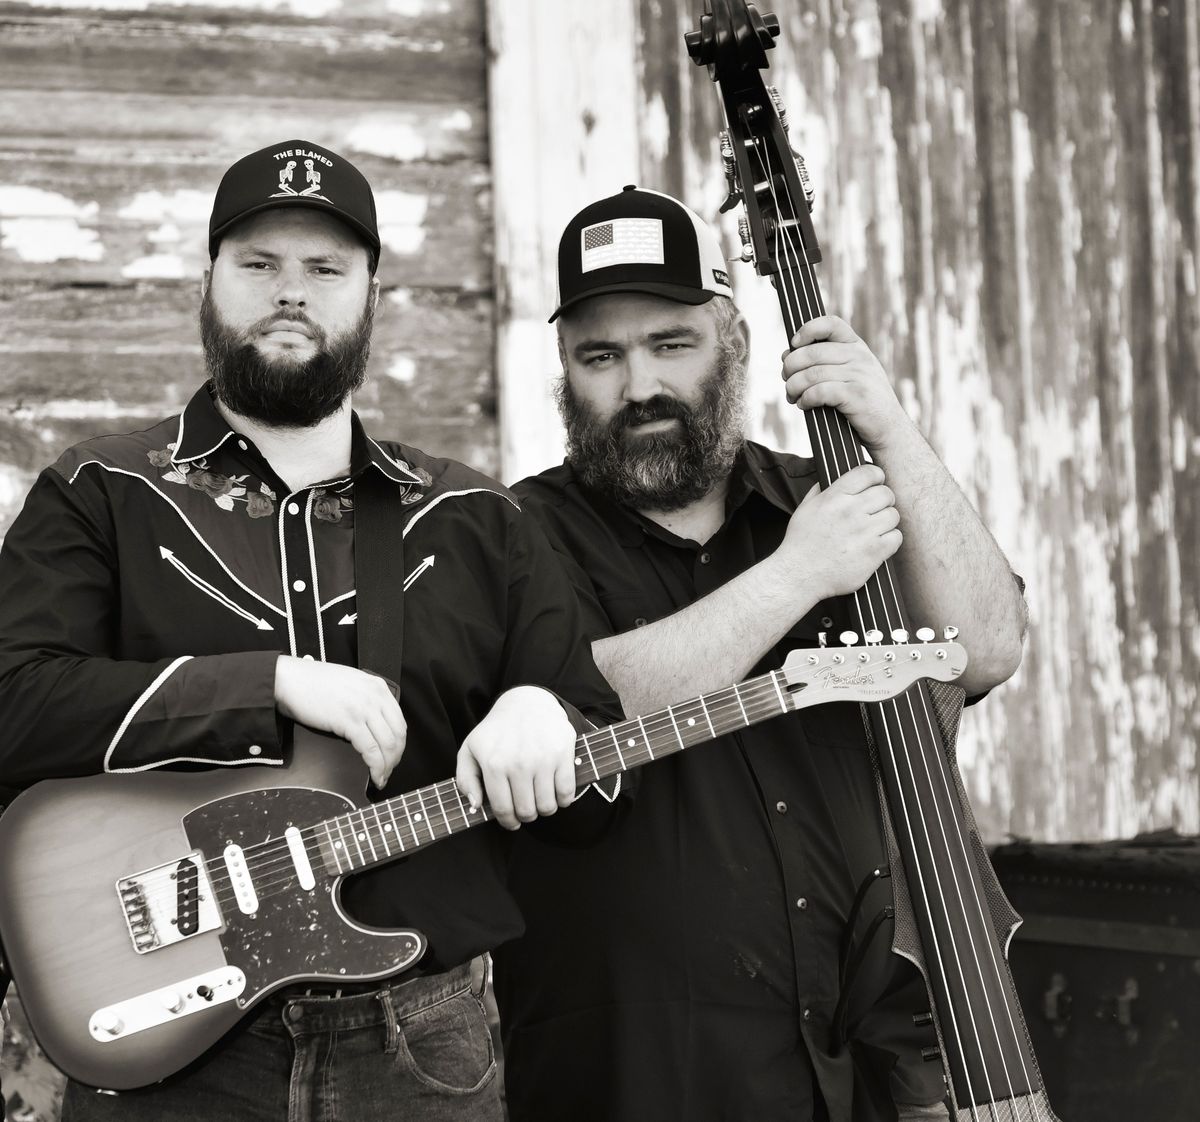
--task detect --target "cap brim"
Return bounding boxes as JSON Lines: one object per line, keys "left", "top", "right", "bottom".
{"left": 549, "top": 282, "right": 716, "bottom": 323}
{"left": 210, "top": 197, "right": 381, "bottom": 257}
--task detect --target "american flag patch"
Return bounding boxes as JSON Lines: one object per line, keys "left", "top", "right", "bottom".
{"left": 580, "top": 218, "right": 664, "bottom": 272}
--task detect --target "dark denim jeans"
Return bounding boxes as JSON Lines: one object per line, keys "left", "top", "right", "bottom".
{"left": 61, "top": 961, "right": 501, "bottom": 1122}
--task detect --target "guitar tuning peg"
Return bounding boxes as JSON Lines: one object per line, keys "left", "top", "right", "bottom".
{"left": 839, "top": 630, "right": 858, "bottom": 646}
{"left": 943, "top": 625, "right": 959, "bottom": 640}
{"left": 767, "top": 85, "right": 789, "bottom": 131}
{"left": 916, "top": 627, "right": 935, "bottom": 643}
{"left": 794, "top": 152, "right": 816, "bottom": 212}
{"left": 890, "top": 628, "right": 909, "bottom": 644}
{"left": 737, "top": 214, "right": 754, "bottom": 261}
{"left": 719, "top": 129, "right": 736, "bottom": 179}
{"left": 864, "top": 629, "right": 883, "bottom": 645}
{"left": 817, "top": 631, "right": 827, "bottom": 648}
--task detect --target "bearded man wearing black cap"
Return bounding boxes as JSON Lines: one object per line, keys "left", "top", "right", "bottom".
{"left": 493, "top": 187, "right": 1028, "bottom": 1122}
{"left": 0, "top": 142, "right": 624, "bottom": 1120}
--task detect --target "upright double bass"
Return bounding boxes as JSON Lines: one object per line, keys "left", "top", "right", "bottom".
{"left": 684, "top": 5, "right": 1060, "bottom": 1120}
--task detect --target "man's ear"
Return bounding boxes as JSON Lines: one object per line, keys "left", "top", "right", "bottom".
{"left": 370, "top": 275, "right": 381, "bottom": 313}
{"left": 734, "top": 314, "right": 751, "bottom": 367}
{"left": 200, "top": 267, "right": 212, "bottom": 301}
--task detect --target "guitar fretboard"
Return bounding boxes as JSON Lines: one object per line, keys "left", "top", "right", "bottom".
{"left": 315, "top": 670, "right": 796, "bottom": 875}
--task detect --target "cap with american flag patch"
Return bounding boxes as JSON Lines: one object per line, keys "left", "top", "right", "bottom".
{"left": 550, "top": 186, "right": 732, "bottom": 322}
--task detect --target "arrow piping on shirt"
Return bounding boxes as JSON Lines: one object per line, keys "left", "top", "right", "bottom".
{"left": 337, "top": 556, "right": 435, "bottom": 626}
{"left": 160, "top": 547, "right": 274, "bottom": 631}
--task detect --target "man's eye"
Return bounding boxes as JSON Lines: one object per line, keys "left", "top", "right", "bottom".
{"left": 313, "top": 267, "right": 341, "bottom": 276}
{"left": 657, "top": 342, "right": 688, "bottom": 352}
{"left": 243, "top": 261, "right": 273, "bottom": 271}
{"left": 585, "top": 353, "right": 617, "bottom": 366}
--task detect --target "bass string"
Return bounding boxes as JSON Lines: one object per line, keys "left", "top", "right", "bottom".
{"left": 744, "top": 122, "right": 1040, "bottom": 1121}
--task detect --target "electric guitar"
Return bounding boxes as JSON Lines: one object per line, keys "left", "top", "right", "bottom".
{"left": 0, "top": 638, "right": 963, "bottom": 1090}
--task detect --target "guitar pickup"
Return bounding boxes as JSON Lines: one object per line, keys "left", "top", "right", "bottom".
{"left": 116, "top": 851, "right": 222, "bottom": 954}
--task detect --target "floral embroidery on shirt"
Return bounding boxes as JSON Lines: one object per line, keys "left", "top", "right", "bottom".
{"left": 312, "top": 489, "right": 354, "bottom": 523}
{"left": 148, "top": 446, "right": 276, "bottom": 519}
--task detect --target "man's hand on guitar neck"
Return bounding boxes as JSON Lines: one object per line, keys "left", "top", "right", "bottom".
{"left": 274, "top": 656, "right": 408, "bottom": 788}
{"left": 455, "top": 686, "right": 578, "bottom": 830}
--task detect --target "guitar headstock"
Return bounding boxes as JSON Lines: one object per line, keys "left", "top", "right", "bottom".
{"left": 779, "top": 634, "right": 967, "bottom": 706}
{"left": 686, "top": 0, "right": 820, "bottom": 279}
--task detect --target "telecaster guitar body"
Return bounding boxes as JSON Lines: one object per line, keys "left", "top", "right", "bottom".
{"left": 0, "top": 731, "right": 424, "bottom": 1090}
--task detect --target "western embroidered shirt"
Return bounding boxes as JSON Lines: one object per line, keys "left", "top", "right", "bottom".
{"left": 0, "top": 385, "right": 623, "bottom": 968}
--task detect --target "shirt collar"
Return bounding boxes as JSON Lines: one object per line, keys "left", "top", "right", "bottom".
{"left": 171, "top": 384, "right": 428, "bottom": 487}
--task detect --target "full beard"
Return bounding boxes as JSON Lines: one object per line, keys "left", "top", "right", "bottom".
{"left": 199, "top": 290, "right": 374, "bottom": 429}
{"left": 559, "top": 347, "right": 747, "bottom": 513}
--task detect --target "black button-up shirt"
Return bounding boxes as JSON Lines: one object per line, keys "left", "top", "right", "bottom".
{"left": 0, "top": 386, "right": 622, "bottom": 969}
{"left": 496, "top": 442, "right": 945, "bottom": 1121}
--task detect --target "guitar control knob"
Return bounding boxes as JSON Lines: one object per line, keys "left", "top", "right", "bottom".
{"left": 95, "top": 1011, "right": 124, "bottom": 1037}
{"left": 161, "top": 990, "right": 185, "bottom": 1013}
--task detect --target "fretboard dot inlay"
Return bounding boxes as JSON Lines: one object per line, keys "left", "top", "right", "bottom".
{"left": 414, "top": 813, "right": 423, "bottom": 822}
{"left": 687, "top": 718, "right": 696, "bottom": 726}
{"left": 626, "top": 739, "right": 635, "bottom": 747}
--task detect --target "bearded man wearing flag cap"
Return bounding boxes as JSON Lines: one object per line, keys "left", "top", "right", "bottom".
{"left": 0, "top": 141, "right": 626, "bottom": 1120}
{"left": 493, "top": 186, "right": 1027, "bottom": 1122}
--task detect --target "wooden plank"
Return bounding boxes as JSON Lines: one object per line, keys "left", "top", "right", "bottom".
{"left": 0, "top": 91, "right": 488, "bottom": 164}
{"left": 0, "top": 5, "right": 485, "bottom": 103}
{"left": 486, "top": 0, "right": 643, "bottom": 483}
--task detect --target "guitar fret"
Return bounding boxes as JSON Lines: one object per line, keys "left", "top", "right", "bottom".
{"left": 372, "top": 804, "right": 392, "bottom": 857}
{"left": 733, "top": 682, "right": 749, "bottom": 725}
{"left": 611, "top": 726, "right": 628, "bottom": 770}
{"left": 386, "top": 799, "right": 405, "bottom": 852}
{"left": 357, "top": 809, "right": 379, "bottom": 863}
{"left": 635, "top": 716, "right": 650, "bottom": 763}
{"left": 698, "top": 693, "right": 718, "bottom": 738}
{"left": 432, "top": 782, "right": 453, "bottom": 837}
{"left": 770, "top": 670, "right": 787, "bottom": 711}
{"left": 338, "top": 814, "right": 361, "bottom": 869}
{"left": 323, "top": 821, "right": 344, "bottom": 873}
{"left": 415, "top": 790, "right": 432, "bottom": 845}
{"left": 666, "top": 705, "right": 685, "bottom": 752}
{"left": 401, "top": 792, "right": 421, "bottom": 850}
{"left": 578, "top": 732, "right": 599, "bottom": 780}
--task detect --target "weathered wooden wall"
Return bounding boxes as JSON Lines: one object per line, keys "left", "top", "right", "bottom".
{"left": 493, "top": 0, "right": 1200, "bottom": 844}
{"left": 0, "top": 0, "right": 495, "bottom": 545}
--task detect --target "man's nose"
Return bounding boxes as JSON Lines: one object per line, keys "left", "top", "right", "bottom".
{"left": 273, "top": 264, "right": 307, "bottom": 308}
{"left": 622, "top": 352, "right": 661, "bottom": 401}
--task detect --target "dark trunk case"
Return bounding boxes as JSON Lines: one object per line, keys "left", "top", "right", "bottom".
{"left": 991, "top": 830, "right": 1200, "bottom": 1121}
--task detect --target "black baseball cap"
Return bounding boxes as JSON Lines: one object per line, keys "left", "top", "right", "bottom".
{"left": 550, "top": 186, "right": 733, "bottom": 322}
{"left": 208, "top": 140, "right": 381, "bottom": 266}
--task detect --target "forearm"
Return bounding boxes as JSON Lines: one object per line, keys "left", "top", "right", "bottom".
{"left": 593, "top": 551, "right": 815, "bottom": 716}
{"left": 872, "top": 424, "right": 1026, "bottom": 693}
{"left": 0, "top": 649, "right": 282, "bottom": 785}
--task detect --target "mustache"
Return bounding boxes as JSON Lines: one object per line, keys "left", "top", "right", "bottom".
{"left": 243, "top": 311, "right": 325, "bottom": 343}
{"left": 614, "top": 396, "right": 693, "bottom": 431}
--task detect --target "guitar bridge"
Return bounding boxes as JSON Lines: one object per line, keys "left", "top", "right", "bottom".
{"left": 116, "top": 851, "right": 222, "bottom": 954}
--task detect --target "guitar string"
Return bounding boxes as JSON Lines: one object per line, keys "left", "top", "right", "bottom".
{"left": 745, "top": 123, "right": 1035, "bottom": 1122}
{"left": 123, "top": 689, "right": 832, "bottom": 917}
{"left": 121, "top": 687, "right": 834, "bottom": 913}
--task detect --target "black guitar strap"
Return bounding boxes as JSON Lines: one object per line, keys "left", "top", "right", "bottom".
{"left": 353, "top": 469, "right": 405, "bottom": 690}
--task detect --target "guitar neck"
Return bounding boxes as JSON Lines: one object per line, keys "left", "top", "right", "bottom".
{"left": 315, "top": 669, "right": 797, "bottom": 876}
